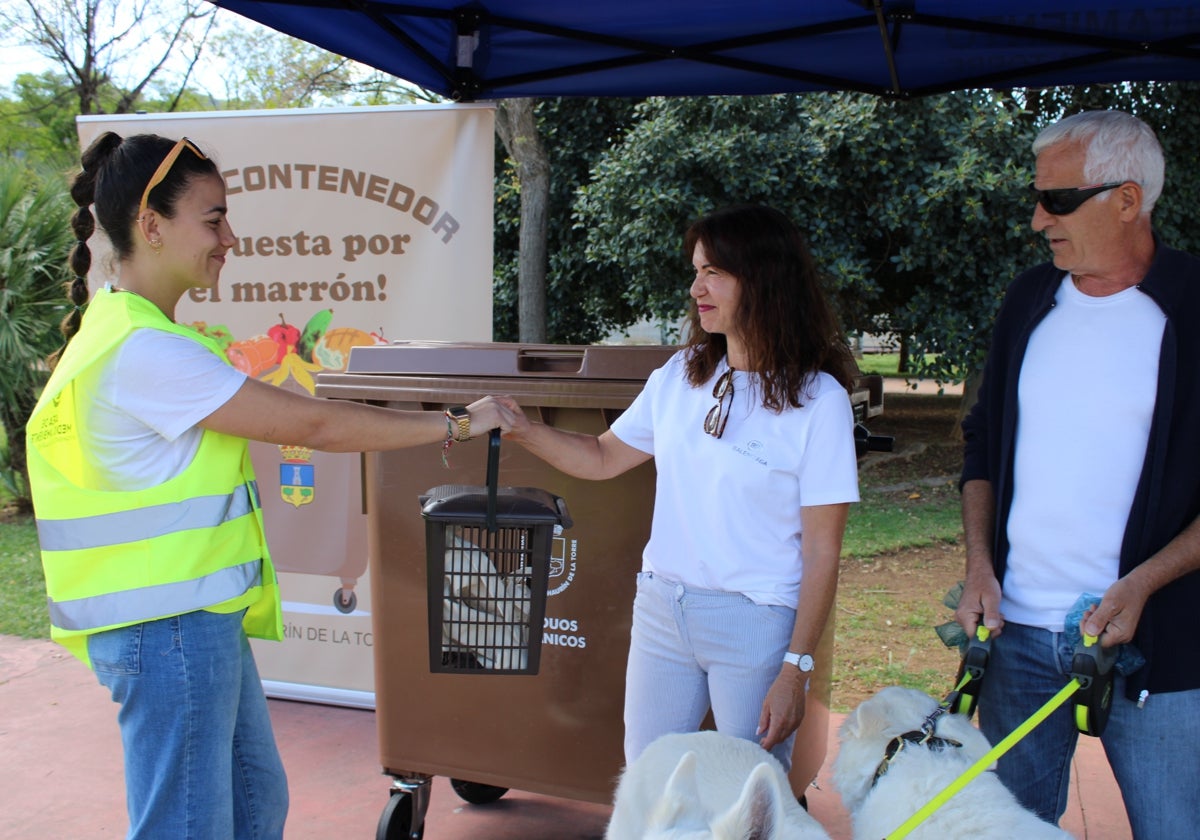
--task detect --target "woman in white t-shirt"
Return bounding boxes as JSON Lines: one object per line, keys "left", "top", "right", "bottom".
{"left": 31, "top": 132, "right": 510, "bottom": 840}
{"left": 491, "top": 204, "right": 860, "bottom": 771}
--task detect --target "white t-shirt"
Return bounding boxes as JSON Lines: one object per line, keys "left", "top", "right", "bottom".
{"left": 1005, "top": 275, "right": 1165, "bottom": 630}
{"left": 610, "top": 351, "right": 859, "bottom": 608}
{"left": 75, "top": 328, "right": 248, "bottom": 491}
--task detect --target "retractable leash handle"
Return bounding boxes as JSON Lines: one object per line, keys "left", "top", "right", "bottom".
{"left": 1071, "top": 632, "right": 1117, "bottom": 737}
{"left": 948, "top": 625, "right": 991, "bottom": 717}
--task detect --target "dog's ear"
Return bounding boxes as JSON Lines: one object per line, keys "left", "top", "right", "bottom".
{"left": 843, "top": 694, "right": 893, "bottom": 739}
{"left": 839, "top": 705, "right": 863, "bottom": 740}
{"left": 714, "top": 762, "right": 786, "bottom": 840}
{"left": 646, "top": 750, "right": 706, "bottom": 832}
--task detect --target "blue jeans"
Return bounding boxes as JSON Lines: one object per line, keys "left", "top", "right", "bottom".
{"left": 623, "top": 571, "right": 798, "bottom": 769}
{"left": 89, "top": 609, "right": 288, "bottom": 840}
{"left": 977, "top": 621, "right": 1200, "bottom": 838}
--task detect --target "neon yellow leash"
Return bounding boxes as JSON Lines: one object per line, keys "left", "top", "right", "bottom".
{"left": 884, "top": 677, "right": 1081, "bottom": 839}
{"left": 883, "top": 629, "right": 1104, "bottom": 839}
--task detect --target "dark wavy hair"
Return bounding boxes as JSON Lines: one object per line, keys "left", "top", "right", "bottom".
{"left": 682, "top": 204, "right": 857, "bottom": 411}
{"left": 52, "top": 133, "right": 219, "bottom": 367}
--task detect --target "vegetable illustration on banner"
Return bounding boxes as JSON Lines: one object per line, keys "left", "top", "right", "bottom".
{"left": 260, "top": 311, "right": 324, "bottom": 392}
{"left": 189, "top": 307, "right": 386, "bottom": 509}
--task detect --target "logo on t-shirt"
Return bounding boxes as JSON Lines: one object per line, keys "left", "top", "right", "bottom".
{"left": 733, "top": 439, "right": 768, "bottom": 466}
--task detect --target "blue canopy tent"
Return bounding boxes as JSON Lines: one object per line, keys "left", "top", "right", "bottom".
{"left": 208, "top": 1, "right": 1200, "bottom": 100}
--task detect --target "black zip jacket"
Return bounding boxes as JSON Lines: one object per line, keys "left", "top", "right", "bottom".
{"left": 961, "top": 239, "right": 1200, "bottom": 699}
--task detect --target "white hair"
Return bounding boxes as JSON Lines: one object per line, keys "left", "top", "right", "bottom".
{"left": 1033, "top": 110, "right": 1164, "bottom": 215}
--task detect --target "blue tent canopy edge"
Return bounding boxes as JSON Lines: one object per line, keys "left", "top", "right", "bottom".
{"left": 209, "top": 0, "right": 1200, "bottom": 100}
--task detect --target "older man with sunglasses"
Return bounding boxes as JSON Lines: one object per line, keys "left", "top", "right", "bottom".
{"left": 956, "top": 110, "right": 1200, "bottom": 837}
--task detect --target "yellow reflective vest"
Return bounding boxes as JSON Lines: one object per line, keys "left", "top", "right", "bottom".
{"left": 26, "top": 287, "right": 282, "bottom": 667}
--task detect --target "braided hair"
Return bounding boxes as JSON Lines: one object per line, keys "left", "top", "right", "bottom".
{"left": 50, "top": 132, "right": 218, "bottom": 368}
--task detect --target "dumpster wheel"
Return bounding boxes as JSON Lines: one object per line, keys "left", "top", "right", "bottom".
{"left": 333, "top": 587, "right": 357, "bottom": 614}
{"left": 450, "top": 778, "right": 509, "bottom": 805}
{"left": 377, "top": 789, "right": 424, "bottom": 840}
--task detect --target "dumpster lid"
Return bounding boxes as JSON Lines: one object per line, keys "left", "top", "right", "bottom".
{"left": 346, "top": 341, "right": 676, "bottom": 380}
{"left": 420, "top": 485, "right": 572, "bottom": 529}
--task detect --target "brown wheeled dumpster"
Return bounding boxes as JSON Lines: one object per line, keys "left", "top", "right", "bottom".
{"left": 315, "top": 342, "right": 845, "bottom": 838}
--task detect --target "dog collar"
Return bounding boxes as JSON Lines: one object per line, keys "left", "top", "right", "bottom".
{"left": 871, "top": 728, "right": 964, "bottom": 786}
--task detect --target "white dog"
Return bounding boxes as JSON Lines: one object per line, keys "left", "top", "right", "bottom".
{"left": 833, "top": 687, "right": 1073, "bottom": 840}
{"left": 605, "top": 731, "right": 830, "bottom": 840}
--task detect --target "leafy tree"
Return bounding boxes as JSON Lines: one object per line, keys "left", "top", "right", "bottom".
{"left": 575, "top": 92, "right": 1045, "bottom": 383}
{"left": 492, "top": 97, "right": 640, "bottom": 343}
{"left": 0, "top": 160, "right": 73, "bottom": 509}
{"left": 833, "top": 92, "right": 1044, "bottom": 384}
{"left": 0, "top": 73, "right": 81, "bottom": 171}
{"left": 576, "top": 95, "right": 831, "bottom": 330}
{"left": 204, "top": 23, "right": 441, "bottom": 108}
{"left": 208, "top": 28, "right": 358, "bottom": 109}
{"left": 0, "top": 68, "right": 220, "bottom": 173}
{"left": 346, "top": 71, "right": 441, "bottom": 106}
{"left": 1, "top": 0, "right": 218, "bottom": 115}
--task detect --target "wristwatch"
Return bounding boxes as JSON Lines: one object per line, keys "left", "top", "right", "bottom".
{"left": 783, "top": 651, "right": 815, "bottom": 673}
{"left": 446, "top": 406, "right": 471, "bottom": 442}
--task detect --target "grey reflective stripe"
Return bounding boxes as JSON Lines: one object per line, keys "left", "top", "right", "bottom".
{"left": 48, "top": 559, "right": 263, "bottom": 632}
{"left": 36, "top": 482, "right": 259, "bottom": 552}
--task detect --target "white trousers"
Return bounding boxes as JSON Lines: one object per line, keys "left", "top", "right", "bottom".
{"left": 623, "top": 571, "right": 798, "bottom": 769}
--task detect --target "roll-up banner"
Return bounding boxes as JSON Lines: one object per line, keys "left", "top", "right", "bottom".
{"left": 77, "top": 105, "right": 496, "bottom": 707}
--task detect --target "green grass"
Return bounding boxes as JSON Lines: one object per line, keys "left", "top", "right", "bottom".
{"left": 842, "top": 482, "right": 962, "bottom": 558}
{"left": 855, "top": 353, "right": 939, "bottom": 377}
{"left": 1, "top": 420, "right": 48, "bottom": 638}
{"left": 830, "top": 575, "right": 963, "bottom": 710}
{"left": 834, "top": 585, "right": 943, "bottom": 639}
{"left": 834, "top": 658, "right": 952, "bottom": 697}
{"left": 0, "top": 513, "right": 48, "bottom": 639}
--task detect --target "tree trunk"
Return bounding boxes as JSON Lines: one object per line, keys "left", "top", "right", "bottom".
{"left": 897, "top": 334, "right": 911, "bottom": 374}
{"left": 951, "top": 368, "right": 984, "bottom": 442}
{"left": 494, "top": 99, "right": 550, "bottom": 343}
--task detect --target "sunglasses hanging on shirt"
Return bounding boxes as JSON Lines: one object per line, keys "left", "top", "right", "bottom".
{"left": 704, "top": 368, "right": 735, "bottom": 439}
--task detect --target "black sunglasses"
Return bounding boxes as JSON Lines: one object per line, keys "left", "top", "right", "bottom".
{"left": 1029, "top": 182, "right": 1123, "bottom": 216}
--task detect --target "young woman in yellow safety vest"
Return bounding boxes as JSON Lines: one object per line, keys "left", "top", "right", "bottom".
{"left": 26, "top": 132, "right": 509, "bottom": 840}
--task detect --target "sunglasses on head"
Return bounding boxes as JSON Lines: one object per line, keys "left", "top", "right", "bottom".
{"left": 138, "top": 137, "right": 208, "bottom": 219}
{"left": 1029, "top": 181, "right": 1123, "bottom": 216}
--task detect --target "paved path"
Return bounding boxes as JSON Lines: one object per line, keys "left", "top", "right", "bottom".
{"left": 881, "top": 376, "right": 964, "bottom": 396}
{"left": 0, "top": 634, "right": 1130, "bottom": 839}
